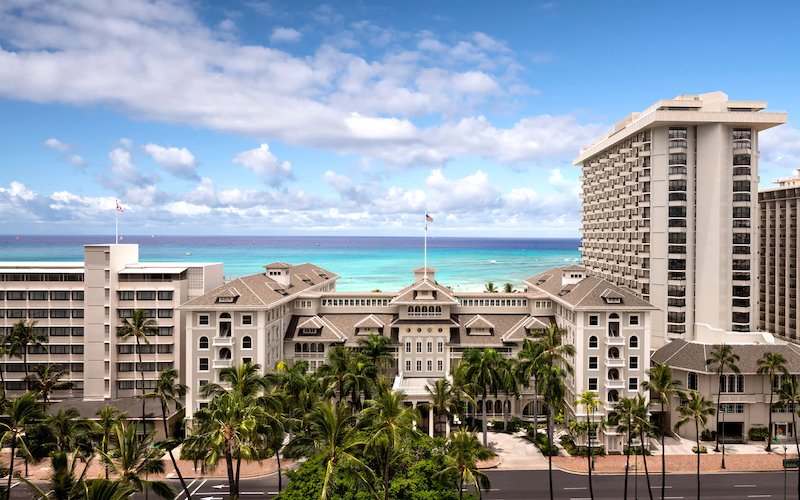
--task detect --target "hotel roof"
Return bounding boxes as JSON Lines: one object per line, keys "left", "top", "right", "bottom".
{"left": 525, "top": 266, "right": 654, "bottom": 310}
{"left": 181, "top": 262, "right": 338, "bottom": 309}
{"left": 652, "top": 339, "right": 800, "bottom": 374}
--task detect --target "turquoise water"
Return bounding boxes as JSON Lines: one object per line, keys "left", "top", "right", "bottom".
{"left": 0, "top": 235, "right": 581, "bottom": 292}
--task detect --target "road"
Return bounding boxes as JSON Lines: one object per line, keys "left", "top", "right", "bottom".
{"left": 5, "top": 470, "right": 797, "bottom": 499}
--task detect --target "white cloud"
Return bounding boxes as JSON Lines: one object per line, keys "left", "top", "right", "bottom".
{"left": 425, "top": 168, "right": 500, "bottom": 213}
{"left": 233, "top": 144, "right": 293, "bottom": 186}
{"left": 43, "top": 138, "right": 70, "bottom": 153}
{"left": 760, "top": 125, "right": 800, "bottom": 184}
{"left": 165, "top": 201, "right": 211, "bottom": 216}
{"left": 270, "top": 27, "right": 302, "bottom": 43}
{"left": 67, "top": 154, "right": 86, "bottom": 167}
{"left": 143, "top": 143, "right": 198, "bottom": 180}
{"left": 0, "top": 0, "right": 594, "bottom": 167}
{"left": 0, "top": 181, "right": 37, "bottom": 201}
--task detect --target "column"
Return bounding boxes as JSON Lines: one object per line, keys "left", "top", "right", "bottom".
{"left": 412, "top": 402, "right": 417, "bottom": 430}
{"left": 428, "top": 407, "right": 434, "bottom": 437}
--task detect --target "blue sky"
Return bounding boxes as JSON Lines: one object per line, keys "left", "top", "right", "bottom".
{"left": 0, "top": 0, "right": 799, "bottom": 237}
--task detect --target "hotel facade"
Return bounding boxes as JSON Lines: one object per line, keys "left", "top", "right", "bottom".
{"left": 574, "top": 91, "right": 787, "bottom": 347}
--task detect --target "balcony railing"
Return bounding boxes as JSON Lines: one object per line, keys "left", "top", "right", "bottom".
{"left": 213, "top": 336, "right": 234, "bottom": 346}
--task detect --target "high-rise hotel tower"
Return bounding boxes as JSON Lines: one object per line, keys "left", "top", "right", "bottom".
{"left": 574, "top": 92, "right": 786, "bottom": 348}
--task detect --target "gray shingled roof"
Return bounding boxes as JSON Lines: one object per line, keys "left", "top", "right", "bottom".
{"left": 525, "top": 266, "right": 654, "bottom": 310}
{"left": 390, "top": 278, "right": 459, "bottom": 305}
{"left": 652, "top": 339, "right": 800, "bottom": 374}
{"left": 181, "top": 263, "right": 338, "bottom": 308}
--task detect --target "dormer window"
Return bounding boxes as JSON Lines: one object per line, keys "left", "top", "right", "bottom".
{"left": 300, "top": 328, "right": 319, "bottom": 335}
{"left": 217, "top": 296, "right": 236, "bottom": 303}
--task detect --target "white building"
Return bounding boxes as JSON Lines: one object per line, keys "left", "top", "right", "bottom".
{"left": 574, "top": 91, "right": 787, "bottom": 347}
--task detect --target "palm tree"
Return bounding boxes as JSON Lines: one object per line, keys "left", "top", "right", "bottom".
{"left": 96, "top": 405, "right": 126, "bottom": 480}
{"left": 502, "top": 283, "right": 515, "bottom": 293}
{"left": 705, "top": 344, "right": 739, "bottom": 453}
{"left": 284, "top": 401, "right": 375, "bottom": 500}
{"left": 100, "top": 422, "right": 172, "bottom": 499}
{"left": 461, "top": 348, "right": 508, "bottom": 447}
{"left": 484, "top": 282, "right": 497, "bottom": 293}
{"left": 117, "top": 309, "right": 158, "bottom": 428}
{"left": 317, "top": 344, "right": 355, "bottom": 405}
{"left": 576, "top": 390, "right": 601, "bottom": 500}
{"left": 44, "top": 408, "right": 95, "bottom": 457}
{"left": 779, "top": 376, "right": 800, "bottom": 500}
{"left": 757, "top": 351, "right": 788, "bottom": 452}
{"left": 184, "top": 391, "right": 266, "bottom": 499}
{"left": 426, "top": 378, "right": 460, "bottom": 437}
{"left": 0, "top": 329, "right": 14, "bottom": 398}
{"left": 144, "top": 368, "right": 191, "bottom": 500}
{"left": 201, "top": 361, "right": 266, "bottom": 399}
{"left": 357, "top": 334, "right": 394, "bottom": 374}
{"left": 24, "top": 364, "right": 72, "bottom": 410}
{"left": 538, "top": 363, "right": 566, "bottom": 500}
{"left": 9, "top": 319, "right": 48, "bottom": 388}
{"left": 615, "top": 397, "right": 636, "bottom": 500}
{"left": 450, "top": 362, "right": 477, "bottom": 429}
{"left": 361, "top": 388, "right": 419, "bottom": 500}
{"left": 22, "top": 449, "right": 90, "bottom": 500}
{"left": 674, "top": 392, "right": 715, "bottom": 500}
{"left": 633, "top": 394, "right": 655, "bottom": 500}
{"left": 0, "top": 392, "right": 42, "bottom": 499}
{"left": 344, "top": 357, "right": 377, "bottom": 412}
{"left": 642, "top": 363, "right": 684, "bottom": 500}
{"left": 516, "top": 337, "right": 545, "bottom": 438}
{"left": 439, "top": 430, "right": 492, "bottom": 500}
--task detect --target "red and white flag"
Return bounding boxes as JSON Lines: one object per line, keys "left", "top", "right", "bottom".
{"left": 116, "top": 200, "right": 124, "bottom": 213}
{"left": 425, "top": 213, "right": 433, "bottom": 223}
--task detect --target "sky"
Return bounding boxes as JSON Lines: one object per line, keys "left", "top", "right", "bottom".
{"left": 1, "top": 1, "right": 799, "bottom": 238}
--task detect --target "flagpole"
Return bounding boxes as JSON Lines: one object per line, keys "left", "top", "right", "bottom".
{"left": 115, "top": 201, "right": 119, "bottom": 245}
{"left": 424, "top": 210, "right": 428, "bottom": 281}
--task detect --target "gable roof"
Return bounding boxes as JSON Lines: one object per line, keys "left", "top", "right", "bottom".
{"left": 652, "top": 339, "right": 800, "bottom": 374}
{"left": 524, "top": 266, "right": 654, "bottom": 310}
{"left": 390, "top": 278, "right": 459, "bottom": 305}
{"left": 354, "top": 314, "right": 387, "bottom": 329}
{"left": 464, "top": 314, "right": 495, "bottom": 330}
{"left": 181, "top": 263, "right": 338, "bottom": 309}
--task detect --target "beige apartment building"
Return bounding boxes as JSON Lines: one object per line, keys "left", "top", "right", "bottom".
{"left": 760, "top": 171, "right": 800, "bottom": 341}
{"left": 181, "top": 262, "right": 654, "bottom": 450}
{"left": 574, "top": 91, "right": 787, "bottom": 348}
{"left": 653, "top": 340, "right": 800, "bottom": 443}
{"left": 0, "top": 244, "right": 222, "bottom": 430}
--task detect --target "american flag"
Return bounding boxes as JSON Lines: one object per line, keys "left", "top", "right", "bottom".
{"left": 425, "top": 213, "right": 433, "bottom": 223}
{"left": 116, "top": 200, "right": 124, "bottom": 213}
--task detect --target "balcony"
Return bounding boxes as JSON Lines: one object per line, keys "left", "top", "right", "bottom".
{"left": 606, "top": 335, "right": 625, "bottom": 345}
{"left": 213, "top": 336, "right": 234, "bottom": 346}
{"left": 213, "top": 358, "right": 234, "bottom": 369}
{"left": 606, "top": 357, "right": 624, "bottom": 367}
{"left": 606, "top": 378, "right": 625, "bottom": 389}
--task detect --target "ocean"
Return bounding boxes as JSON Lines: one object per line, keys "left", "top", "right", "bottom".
{"left": 0, "top": 235, "right": 581, "bottom": 292}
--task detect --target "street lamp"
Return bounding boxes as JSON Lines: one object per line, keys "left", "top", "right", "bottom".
{"left": 720, "top": 402, "right": 727, "bottom": 469}
{"left": 784, "top": 445, "right": 788, "bottom": 500}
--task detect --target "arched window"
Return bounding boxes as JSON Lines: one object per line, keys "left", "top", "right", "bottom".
{"left": 728, "top": 374, "right": 736, "bottom": 393}
{"left": 608, "top": 368, "right": 619, "bottom": 380}
{"left": 609, "top": 313, "right": 620, "bottom": 319}
{"left": 435, "top": 306, "right": 441, "bottom": 313}
{"left": 629, "top": 336, "right": 639, "bottom": 348}
{"left": 310, "top": 343, "right": 317, "bottom": 352}
{"left": 242, "top": 336, "right": 252, "bottom": 349}
{"left": 608, "top": 347, "right": 620, "bottom": 359}
{"left": 494, "top": 400, "right": 502, "bottom": 414}
{"left": 302, "top": 343, "right": 309, "bottom": 352}
{"left": 737, "top": 374, "right": 745, "bottom": 393}
{"left": 199, "top": 336, "right": 209, "bottom": 349}
{"left": 294, "top": 344, "right": 301, "bottom": 353}
{"left": 477, "top": 400, "right": 484, "bottom": 412}
{"left": 219, "top": 347, "right": 231, "bottom": 360}
{"left": 317, "top": 343, "right": 325, "bottom": 353}
{"left": 220, "top": 313, "right": 231, "bottom": 319}
{"left": 688, "top": 372, "right": 698, "bottom": 391}
{"left": 589, "top": 336, "right": 598, "bottom": 348}
{"left": 608, "top": 389, "right": 619, "bottom": 402}
{"left": 607, "top": 412, "right": 620, "bottom": 426}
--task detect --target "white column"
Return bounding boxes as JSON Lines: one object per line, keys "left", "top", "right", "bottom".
{"left": 412, "top": 402, "right": 417, "bottom": 430}
{"left": 445, "top": 419, "right": 451, "bottom": 438}
{"left": 428, "top": 407, "right": 434, "bottom": 437}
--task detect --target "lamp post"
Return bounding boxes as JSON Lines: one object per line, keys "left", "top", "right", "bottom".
{"left": 721, "top": 402, "right": 727, "bottom": 469}
{"left": 784, "top": 445, "right": 788, "bottom": 500}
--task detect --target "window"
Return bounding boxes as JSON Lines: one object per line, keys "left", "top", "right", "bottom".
{"left": 157, "top": 344, "right": 173, "bottom": 354}
{"left": 157, "top": 291, "right": 173, "bottom": 300}
{"left": 437, "top": 360, "right": 443, "bottom": 371}
{"left": 50, "top": 345, "right": 69, "bottom": 354}
{"left": 242, "top": 315, "right": 252, "bottom": 326}
{"left": 242, "top": 336, "right": 252, "bottom": 349}
{"left": 629, "top": 336, "right": 639, "bottom": 348}
{"left": 136, "top": 291, "right": 156, "bottom": 300}
{"left": 406, "top": 360, "right": 411, "bottom": 372}
{"left": 427, "top": 342, "right": 432, "bottom": 353}
{"left": 6, "top": 291, "right": 24, "bottom": 300}
{"left": 588, "top": 336, "right": 598, "bottom": 349}
{"left": 416, "top": 360, "right": 422, "bottom": 372}
{"left": 158, "top": 327, "right": 173, "bottom": 336}
{"left": 50, "top": 309, "right": 69, "bottom": 318}
{"left": 437, "top": 341, "right": 443, "bottom": 353}
{"left": 118, "top": 291, "right": 134, "bottom": 300}
{"left": 688, "top": 372, "right": 698, "bottom": 391}
{"left": 405, "top": 342, "right": 411, "bottom": 353}
{"left": 629, "top": 357, "right": 639, "bottom": 370}
{"left": 199, "top": 315, "right": 209, "bottom": 326}
{"left": 27, "top": 291, "right": 46, "bottom": 300}
{"left": 427, "top": 360, "right": 432, "bottom": 371}
{"left": 199, "top": 336, "right": 209, "bottom": 349}
{"left": 589, "top": 356, "right": 598, "bottom": 370}
{"left": 158, "top": 309, "right": 173, "bottom": 318}
{"left": 627, "top": 377, "right": 638, "bottom": 391}
{"left": 71, "top": 291, "right": 84, "bottom": 300}
{"left": 71, "top": 345, "right": 84, "bottom": 354}
{"left": 588, "top": 378, "right": 598, "bottom": 391}
{"left": 199, "top": 358, "right": 209, "bottom": 371}
{"left": 669, "top": 206, "right": 687, "bottom": 218}
{"left": 416, "top": 342, "right": 422, "bottom": 353}
{"left": 732, "top": 207, "right": 750, "bottom": 219}
{"left": 588, "top": 315, "right": 599, "bottom": 326}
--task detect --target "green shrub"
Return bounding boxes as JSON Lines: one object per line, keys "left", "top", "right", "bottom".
{"left": 748, "top": 426, "right": 769, "bottom": 441}
{"left": 700, "top": 429, "right": 716, "bottom": 442}
{"left": 623, "top": 445, "right": 651, "bottom": 456}
{"left": 527, "top": 429, "right": 558, "bottom": 456}
{"left": 692, "top": 445, "right": 707, "bottom": 454}
{"left": 559, "top": 434, "right": 605, "bottom": 456}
